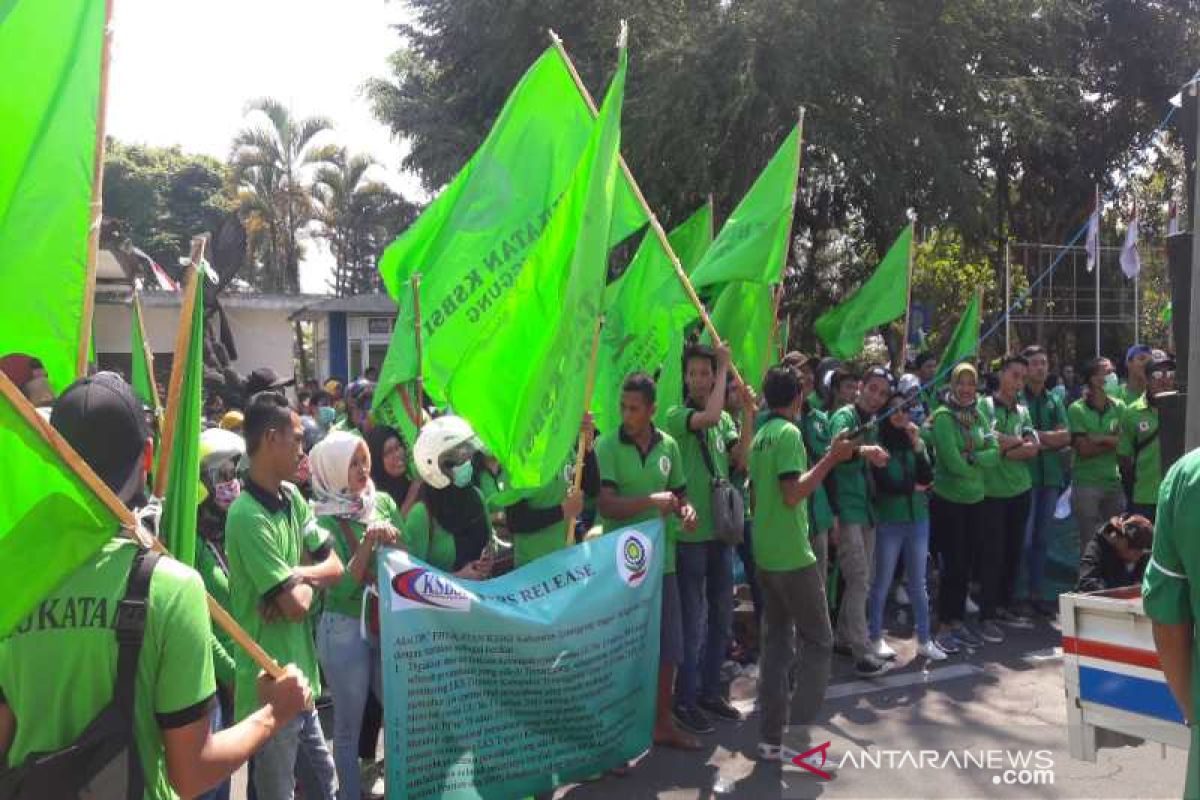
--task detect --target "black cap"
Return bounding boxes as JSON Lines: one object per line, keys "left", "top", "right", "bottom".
{"left": 51, "top": 372, "right": 150, "bottom": 504}
{"left": 245, "top": 367, "right": 294, "bottom": 397}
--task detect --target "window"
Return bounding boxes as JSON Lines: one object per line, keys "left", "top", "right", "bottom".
{"left": 349, "top": 339, "right": 363, "bottom": 379}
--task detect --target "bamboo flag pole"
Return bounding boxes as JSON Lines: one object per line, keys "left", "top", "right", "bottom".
{"left": 396, "top": 274, "right": 425, "bottom": 430}
{"left": 566, "top": 314, "right": 605, "bottom": 545}
{"left": 154, "top": 235, "right": 206, "bottom": 498}
{"left": 550, "top": 28, "right": 768, "bottom": 397}
{"left": 898, "top": 218, "right": 917, "bottom": 373}
{"left": 0, "top": 371, "right": 284, "bottom": 678}
{"left": 77, "top": 0, "right": 116, "bottom": 377}
{"left": 132, "top": 286, "right": 163, "bottom": 424}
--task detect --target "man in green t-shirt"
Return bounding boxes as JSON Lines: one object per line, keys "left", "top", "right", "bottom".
{"left": 1114, "top": 344, "right": 1153, "bottom": 405}
{"left": 0, "top": 373, "right": 312, "bottom": 800}
{"left": 793, "top": 354, "right": 836, "bottom": 586}
{"left": 827, "top": 366, "right": 892, "bottom": 677}
{"left": 1068, "top": 357, "right": 1127, "bottom": 554}
{"left": 595, "top": 372, "right": 699, "bottom": 752}
{"left": 226, "top": 392, "right": 345, "bottom": 800}
{"left": 1143, "top": 447, "right": 1200, "bottom": 799}
{"left": 664, "top": 344, "right": 754, "bottom": 734}
{"left": 1118, "top": 352, "right": 1174, "bottom": 521}
{"left": 1019, "top": 345, "right": 1071, "bottom": 617}
{"left": 749, "top": 366, "right": 853, "bottom": 762}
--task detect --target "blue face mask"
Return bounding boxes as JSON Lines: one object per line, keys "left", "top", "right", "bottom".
{"left": 317, "top": 406, "right": 336, "bottom": 427}
{"left": 451, "top": 460, "right": 474, "bottom": 488}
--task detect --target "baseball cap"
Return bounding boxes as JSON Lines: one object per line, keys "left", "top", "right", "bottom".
{"left": 50, "top": 372, "right": 150, "bottom": 504}
{"left": 245, "top": 367, "right": 294, "bottom": 397}
{"left": 1125, "top": 344, "right": 1152, "bottom": 364}
{"left": 1149, "top": 352, "right": 1176, "bottom": 376}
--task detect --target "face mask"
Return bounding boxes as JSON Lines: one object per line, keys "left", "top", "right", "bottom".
{"left": 451, "top": 460, "right": 474, "bottom": 488}
{"left": 317, "top": 406, "right": 336, "bottom": 427}
{"left": 213, "top": 479, "right": 241, "bottom": 510}
{"left": 1103, "top": 372, "right": 1119, "bottom": 393}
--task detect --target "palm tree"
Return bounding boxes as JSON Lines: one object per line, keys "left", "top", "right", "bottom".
{"left": 312, "top": 149, "right": 394, "bottom": 295}
{"left": 231, "top": 98, "right": 335, "bottom": 293}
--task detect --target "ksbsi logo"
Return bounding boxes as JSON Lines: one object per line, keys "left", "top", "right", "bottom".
{"left": 390, "top": 567, "right": 474, "bottom": 612}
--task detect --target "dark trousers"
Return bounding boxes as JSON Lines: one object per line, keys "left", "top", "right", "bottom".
{"left": 932, "top": 495, "right": 984, "bottom": 626}
{"left": 979, "top": 492, "right": 1032, "bottom": 617}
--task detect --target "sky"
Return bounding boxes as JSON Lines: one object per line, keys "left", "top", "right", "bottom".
{"left": 106, "top": 0, "right": 422, "bottom": 294}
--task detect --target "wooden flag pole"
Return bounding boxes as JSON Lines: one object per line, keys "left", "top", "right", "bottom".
{"left": 898, "top": 219, "right": 917, "bottom": 374}
{"left": 154, "top": 235, "right": 206, "bottom": 498}
{"left": 132, "top": 286, "right": 163, "bottom": 424}
{"left": 550, "top": 29, "right": 758, "bottom": 396}
{"left": 567, "top": 314, "right": 605, "bottom": 545}
{"left": 411, "top": 273, "right": 425, "bottom": 426}
{"left": 77, "top": 0, "right": 116, "bottom": 377}
{"left": 0, "top": 372, "right": 284, "bottom": 679}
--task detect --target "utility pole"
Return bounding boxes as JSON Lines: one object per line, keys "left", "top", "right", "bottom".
{"left": 1186, "top": 79, "right": 1200, "bottom": 451}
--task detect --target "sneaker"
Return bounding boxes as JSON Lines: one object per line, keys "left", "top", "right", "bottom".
{"left": 757, "top": 742, "right": 801, "bottom": 762}
{"left": 673, "top": 703, "right": 714, "bottom": 735}
{"left": 934, "top": 630, "right": 962, "bottom": 654}
{"left": 871, "top": 637, "right": 898, "bottom": 661}
{"left": 895, "top": 584, "right": 911, "bottom": 606}
{"left": 995, "top": 607, "right": 1033, "bottom": 627}
{"left": 918, "top": 639, "right": 949, "bottom": 661}
{"left": 952, "top": 625, "right": 981, "bottom": 648}
{"left": 698, "top": 694, "right": 743, "bottom": 721}
{"left": 855, "top": 654, "right": 892, "bottom": 678}
{"left": 965, "top": 595, "right": 980, "bottom": 615}
{"left": 976, "top": 620, "right": 1005, "bottom": 643}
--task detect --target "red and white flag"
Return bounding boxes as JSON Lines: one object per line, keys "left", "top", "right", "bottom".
{"left": 1085, "top": 198, "right": 1100, "bottom": 273}
{"left": 133, "top": 246, "right": 179, "bottom": 291}
{"left": 1119, "top": 208, "right": 1140, "bottom": 278}
{"left": 1167, "top": 200, "right": 1180, "bottom": 236}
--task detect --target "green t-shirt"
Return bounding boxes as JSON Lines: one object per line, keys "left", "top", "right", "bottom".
{"left": 0, "top": 539, "right": 216, "bottom": 800}
{"left": 978, "top": 396, "right": 1034, "bottom": 499}
{"left": 1112, "top": 381, "right": 1145, "bottom": 406}
{"left": 929, "top": 405, "right": 999, "bottom": 504}
{"left": 1117, "top": 395, "right": 1162, "bottom": 505}
{"left": 664, "top": 405, "right": 738, "bottom": 544}
{"left": 1141, "top": 449, "right": 1200, "bottom": 798}
{"left": 195, "top": 538, "right": 236, "bottom": 690}
{"left": 402, "top": 500, "right": 460, "bottom": 572}
{"left": 1021, "top": 386, "right": 1069, "bottom": 489}
{"left": 318, "top": 493, "right": 404, "bottom": 619}
{"left": 800, "top": 407, "right": 835, "bottom": 534}
{"left": 827, "top": 405, "right": 877, "bottom": 525}
{"left": 594, "top": 426, "right": 686, "bottom": 575}
{"left": 1067, "top": 397, "right": 1125, "bottom": 490}
{"left": 225, "top": 480, "right": 329, "bottom": 722}
{"left": 749, "top": 415, "right": 814, "bottom": 571}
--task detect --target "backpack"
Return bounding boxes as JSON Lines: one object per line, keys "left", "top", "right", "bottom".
{"left": 0, "top": 549, "right": 159, "bottom": 800}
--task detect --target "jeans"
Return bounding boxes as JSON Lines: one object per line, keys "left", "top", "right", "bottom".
{"left": 834, "top": 523, "right": 874, "bottom": 659}
{"left": 676, "top": 541, "right": 734, "bottom": 705}
{"left": 931, "top": 496, "right": 984, "bottom": 627}
{"left": 869, "top": 520, "right": 932, "bottom": 643}
{"left": 757, "top": 565, "right": 833, "bottom": 747}
{"left": 252, "top": 708, "right": 337, "bottom": 800}
{"left": 317, "top": 612, "right": 381, "bottom": 800}
{"left": 1071, "top": 485, "right": 1126, "bottom": 554}
{"left": 1022, "top": 486, "right": 1059, "bottom": 602}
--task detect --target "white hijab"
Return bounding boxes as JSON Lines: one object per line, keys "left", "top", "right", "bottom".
{"left": 309, "top": 432, "right": 376, "bottom": 522}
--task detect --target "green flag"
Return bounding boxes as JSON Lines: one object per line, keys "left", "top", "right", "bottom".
{"left": 593, "top": 203, "right": 713, "bottom": 434}
{"left": 814, "top": 225, "right": 912, "bottom": 359}
{"left": 375, "top": 48, "right": 648, "bottom": 424}
{"left": 445, "top": 48, "right": 628, "bottom": 489}
{"left": 688, "top": 124, "right": 800, "bottom": 290}
{"left": 706, "top": 281, "right": 776, "bottom": 390}
{"left": 158, "top": 274, "right": 204, "bottom": 567}
{"left": 934, "top": 292, "right": 982, "bottom": 393}
{"left": 0, "top": 378, "right": 120, "bottom": 637}
{"left": 0, "top": 0, "right": 105, "bottom": 391}
{"left": 130, "top": 293, "right": 157, "bottom": 411}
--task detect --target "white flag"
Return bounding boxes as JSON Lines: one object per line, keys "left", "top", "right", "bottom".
{"left": 1085, "top": 203, "right": 1100, "bottom": 273}
{"left": 1168, "top": 201, "right": 1180, "bottom": 236}
{"left": 1120, "top": 211, "right": 1140, "bottom": 278}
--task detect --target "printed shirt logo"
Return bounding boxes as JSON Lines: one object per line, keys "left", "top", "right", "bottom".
{"left": 715, "top": 435, "right": 726, "bottom": 454}
{"left": 658, "top": 455, "right": 671, "bottom": 476}
{"left": 616, "top": 530, "right": 652, "bottom": 588}
{"left": 390, "top": 568, "right": 473, "bottom": 612}
{"left": 1138, "top": 420, "right": 1151, "bottom": 433}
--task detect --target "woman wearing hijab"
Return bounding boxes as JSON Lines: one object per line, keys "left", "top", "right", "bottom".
{"left": 929, "top": 362, "right": 1000, "bottom": 655}
{"left": 366, "top": 425, "right": 419, "bottom": 517}
{"left": 309, "top": 431, "right": 402, "bottom": 800}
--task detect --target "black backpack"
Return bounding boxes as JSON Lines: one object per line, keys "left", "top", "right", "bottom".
{"left": 0, "top": 548, "right": 159, "bottom": 800}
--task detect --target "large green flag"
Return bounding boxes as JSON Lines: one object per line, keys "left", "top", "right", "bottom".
{"left": 375, "top": 47, "right": 648, "bottom": 423}
{"left": 0, "top": 377, "right": 119, "bottom": 637}
{"left": 934, "top": 291, "right": 981, "bottom": 393}
{"left": 158, "top": 274, "right": 204, "bottom": 567}
{"left": 814, "top": 225, "right": 912, "bottom": 359}
{"left": 706, "top": 281, "right": 776, "bottom": 391}
{"left": 0, "top": 0, "right": 105, "bottom": 392}
{"left": 130, "top": 293, "right": 157, "bottom": 411}
{"left": 688, "top": 124, "right": 801, "bottom": 290}
{"left": 593, "top": 203, "right": 713, "bottom": 434}
{"left": 445, "top": 48, "right": 628, "bottom": 489}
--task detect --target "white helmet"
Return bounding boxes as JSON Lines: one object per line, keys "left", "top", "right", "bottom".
{"left": 199, "top": 428, "right": 246, "bottom": 478}
{"left": 413, "top": 415, "right": 480, "bottom": 489}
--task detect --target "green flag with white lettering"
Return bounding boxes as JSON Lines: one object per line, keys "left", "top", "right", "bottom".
{"left": 445, "top": 48, "right": 628, "bottom": 489}
{"left": 375, "top": 47, "right": 648, "bottom": 426}
{"left": 814, "top": 225, "right": 912, "bottom": 359}
{"left": 0, "top": 0, "right": 105, "bottom": 391}
{"left": 688, "top": 125, "right": 800, "bottom": 290}
{"left": 593, "top": 203, "right": 713, "bottom": 434}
